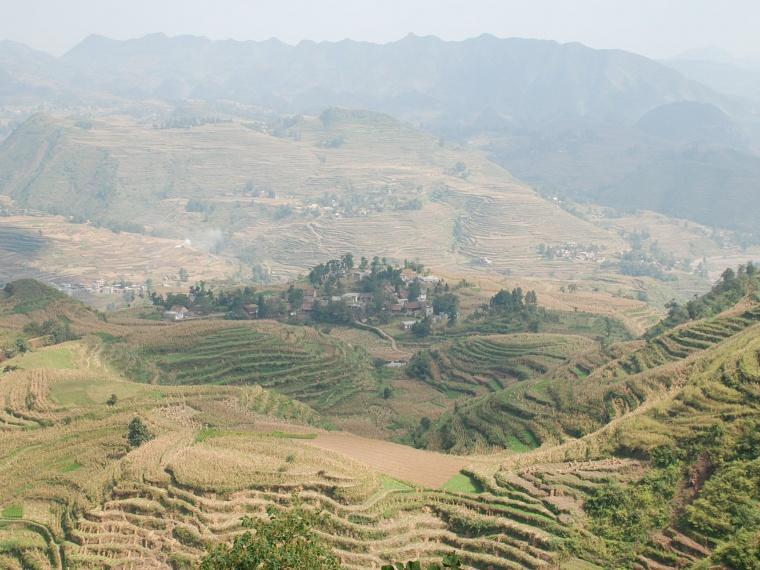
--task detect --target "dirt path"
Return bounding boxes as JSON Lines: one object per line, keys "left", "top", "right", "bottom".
{"left": 303, "top": 431, "right": 469, "bottom": 488}
{"left": 353, "top": 321, "right": 400, "bottom": 352}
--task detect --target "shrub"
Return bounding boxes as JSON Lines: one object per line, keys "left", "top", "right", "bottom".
{"left": 200, "top": 502, "right": 340, "bottom": 570}
{"left": 127, "top": 417, "right": 154, "bottom": 448}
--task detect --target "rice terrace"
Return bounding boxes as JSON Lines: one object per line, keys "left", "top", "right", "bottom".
{"left": 1, "top": 4, "right": 760, "bottom": 569}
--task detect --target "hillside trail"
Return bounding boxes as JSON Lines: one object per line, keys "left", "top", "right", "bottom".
{"left": 353, "top": 321, "right": 400, "bottom": 351}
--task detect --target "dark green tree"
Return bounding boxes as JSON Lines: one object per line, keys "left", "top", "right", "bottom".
{"left": 411, "top": 317, "right": 431, "bottom": 337}
{"left": 15, "top": 337, "right": 30, "bottom": 354}
{"left": 127, "top": 417, "right": 153, "bottom": 448}
{"left": 433, "top": 293, "right": 459, "bottom": 317}
{"left": 407, "top": 351, "right": 433, "bottom": 380}
{"left": 287, "top": 286, "right": 305, "bottom": 309}
{"left": 408, "top": 281, "right": 422, "bottom": 301}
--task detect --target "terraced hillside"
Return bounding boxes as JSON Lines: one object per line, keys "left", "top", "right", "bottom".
{"left": 0, "top": 112, "right": 623, "bottom": 282}
{"left": 0, "top": 214, "right": 236, "bottom": 285}
{"left": 1, "top": 279, "right": 759, "bottom": 569}
{"left": 0, "top": 336, "right": 619, "bottom": 570}
{"left": 479, "top": 315, "right": 760, "bottom": 569}
{"left": 419, "top": 333, "right": 596, "bottom": 396}
{"left": 424, "top": 301, "right": 760, "bottom": 454}
{"left": 106, "top": 321, "right": 376, "bottom": 412}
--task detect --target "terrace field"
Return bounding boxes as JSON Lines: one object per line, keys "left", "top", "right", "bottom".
{"left": 423, "top": 300, "right": 760, "bottom": 454}
{"left": 109, "top": 322, "right": 377, "bottom": 412}
{"left": 0, "top": 213, "right": 237, "bottom": 286}
{"left": 414, "top": 333, "right": 597, "bottom": 396}
{"left": 0, "top": 111, "right": 632, "bottom": 287}
{"left": 0, "top": 279, "right": 758, "bottom": 568}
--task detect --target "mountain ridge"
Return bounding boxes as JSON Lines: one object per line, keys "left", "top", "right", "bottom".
{"left": 0, "top": 32, "right": 745, "bottom": 125}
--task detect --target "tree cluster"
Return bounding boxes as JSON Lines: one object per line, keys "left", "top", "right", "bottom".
{"left": 648, "top": 262, "right": 759, "bottom": 337}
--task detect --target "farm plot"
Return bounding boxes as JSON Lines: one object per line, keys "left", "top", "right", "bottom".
{"left": 425, "top": 333, "right": 596, "bottom": 395}
{"left": 122, "top": 322, "right": 377, "bottom": 411}
{"left": 62, "top": 426, "right": 593, "bottom": 570}
{"left": 424, "top": 303, "right": 760, "bottom": 454}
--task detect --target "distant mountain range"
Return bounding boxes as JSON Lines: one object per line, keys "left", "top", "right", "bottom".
{"left": 0, "top": 33, "right": 753, "bottom": 125}
{"left": 1, "top": 33, "right": 759, "bottom": 236}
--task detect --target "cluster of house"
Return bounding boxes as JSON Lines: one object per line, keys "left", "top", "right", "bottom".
{"left": 54, "top": 279, "right": 148, "bottom": 298}
{"left": 300, "top": 269, "right": 443, "bottom": 328}
{"left": 540, "top": 242, "right": 606, "bottom": 263}
{"left": 88, "top": 279, "right": 149, "bottom": 296}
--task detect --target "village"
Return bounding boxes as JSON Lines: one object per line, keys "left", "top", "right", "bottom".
{"left": 139, "top": 254, "right": 459, "bottom": 333}
{"left": 298, "top": 264, "right": 450, "bottom": 330}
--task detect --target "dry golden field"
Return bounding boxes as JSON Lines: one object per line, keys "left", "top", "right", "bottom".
{"left": 0, "top": 212, "right": 237, "bottom": 285}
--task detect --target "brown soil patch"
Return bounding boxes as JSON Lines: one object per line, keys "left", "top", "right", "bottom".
{"left": 304, "top": 431, "right": 470, "bottom": 488}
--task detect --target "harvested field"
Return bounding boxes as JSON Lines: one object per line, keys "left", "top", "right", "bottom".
{"left": 303, "top": 430, "right": 470, "bottom": 488}
{"left": 0, "top": 213, "right": 235, "bottom": 285}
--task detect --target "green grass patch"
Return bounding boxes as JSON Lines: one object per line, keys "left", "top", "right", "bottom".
{"left": 94, "top": 332, "right": 123, "bottom": 343}
{"left": 380, "top": 475, "right": 414, "bottom": 492}
{"left": 441, "top": 472, "right": 484, "bottom": 494}
{"left": 50, "top": 378, "right": 145, "bottom": 406}
{"left": 55, "top": 458, "right": 83, "bottom": 473}
{"left": 195, "top": 427, "right": 222, "bottom": 443}
{"left": 263, "top": 430, "right": 317, "bottom": 440}
{"left": 1, "top": 505, "right": 22, "bottom": 519}
{"left": 507, "top": 435, "right": 537, "bottom": 452}
{"left": 139, "top": 311, "right": 162, "bottom": 321}
{"left": 11, "top": 347, "right": 75, "bottom": 370}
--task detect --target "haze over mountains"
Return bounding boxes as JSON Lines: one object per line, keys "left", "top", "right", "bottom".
{"left": 1, "top": 32, "right": 759, "bottom": 237}
{"left": 0, "top": 33, "right": 747, "bottom": 121}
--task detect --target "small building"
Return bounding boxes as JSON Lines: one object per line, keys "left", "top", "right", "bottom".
{"left": 358, "top": 292, "right": 374, "bottom": 304}
{"left": 400, "top": 268, "right": 417, "bottom": 283}
{"left": 418, "top": 275, "right": 440, "bottom": 285}
{"left": 302, "top": 288, "right": 318, "bottom": 300}
{"left": 300, "top": 301, "right": 314, "bottom": 313}
{"left": 406, "top": 301, "right": 434, "bottom": 317}
{"left": 164, "top": 305, "right": 189, "bottom": 321}
{"left": 342, "top": 292, "right": 360, "bottom": 304}
{"left": 401, "top": 320, "right": 417, "bottom": 331}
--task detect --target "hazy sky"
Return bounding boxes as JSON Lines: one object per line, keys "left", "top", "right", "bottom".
{"left": 1, "top": 0, "right": 759, "bottom": 60}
